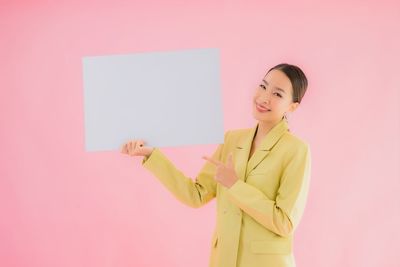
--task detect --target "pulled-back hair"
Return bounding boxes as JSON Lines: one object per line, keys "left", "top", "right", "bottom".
{"left": 267, "top": 63, "right": 308, "bottom": 103}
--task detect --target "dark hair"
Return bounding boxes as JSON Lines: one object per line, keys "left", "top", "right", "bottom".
{"left": 266, "top": 63, "right": 308, "bottom": 104}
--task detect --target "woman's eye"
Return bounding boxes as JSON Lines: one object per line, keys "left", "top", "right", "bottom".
{"left": 259, "top": 84, "right": 266, "bottom": 89}
{"left": 274, "top": 93, "right": 282, "bottom": 98}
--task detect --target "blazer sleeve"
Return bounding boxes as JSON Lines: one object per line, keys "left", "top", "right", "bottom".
{"left": 140, "top": 132, "right": 228, "bottom": 208}
{"left": 226, "top": 143, "right": 311, "bottom": 237}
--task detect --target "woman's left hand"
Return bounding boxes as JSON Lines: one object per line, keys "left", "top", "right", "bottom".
{"left": 202, "top": 153, "right": 239, "bottom": 188}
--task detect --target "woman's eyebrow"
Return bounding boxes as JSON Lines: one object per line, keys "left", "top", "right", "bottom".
{"left": 262, "top": 79, "right": 286, "bottom": 94}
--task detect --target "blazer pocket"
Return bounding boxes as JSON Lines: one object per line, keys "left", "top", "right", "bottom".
{"left": 250, "top": 240, "right": 291, "bottom": 254}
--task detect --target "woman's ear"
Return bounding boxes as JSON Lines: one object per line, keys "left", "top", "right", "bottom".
{"left": 288, "top": 102, "right": 300, "bottom": 113}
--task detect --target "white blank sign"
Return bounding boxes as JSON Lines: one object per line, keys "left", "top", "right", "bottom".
{"left": 82, "top": 48, "right": 224, "bottom": 152}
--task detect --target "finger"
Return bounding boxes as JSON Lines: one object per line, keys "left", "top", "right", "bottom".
{"left": 134, "top": 141, "right": 139, "bottom": 150}
{"left": 128, "top": 141, "right": 134, "bottom": 154}
{"left": 202, "top": 156, "right": 220, "bottom": 166}
{"left": 121, "top": 143, "right": 127, "bottom": 153}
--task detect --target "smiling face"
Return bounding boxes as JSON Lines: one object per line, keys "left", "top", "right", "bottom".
{"left": 252, "top": 69, "right": 299, "bottom": 124}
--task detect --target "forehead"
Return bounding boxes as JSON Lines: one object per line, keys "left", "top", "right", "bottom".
{"left": 264, "top": 69, "right": 293, "bottom": 93}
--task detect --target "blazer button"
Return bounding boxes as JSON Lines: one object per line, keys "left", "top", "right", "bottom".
{"left": 223, "top": 209, "right": 227, "bottom": 214}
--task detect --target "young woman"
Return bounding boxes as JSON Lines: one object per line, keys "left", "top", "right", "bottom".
{"left": 121, "top": 63, "right": 311, "bottom": 267}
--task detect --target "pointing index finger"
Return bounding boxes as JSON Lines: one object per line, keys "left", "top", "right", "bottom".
{"left": 202, "top": 156, "right": 221, "bottom": 166}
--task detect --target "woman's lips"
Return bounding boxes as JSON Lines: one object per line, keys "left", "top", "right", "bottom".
{"left": 256, "top": 103, "right": 270, "bottom": 112}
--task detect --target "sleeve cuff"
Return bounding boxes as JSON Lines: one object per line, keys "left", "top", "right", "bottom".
{"left": 227, "top": 179, "right": 246, "bottom": 195}
{"left": 141, "top": 148, "right": 158, "bottom": 166}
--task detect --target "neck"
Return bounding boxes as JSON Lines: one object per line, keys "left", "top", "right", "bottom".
{"left": 255, "top": 119, "right": 282, "bottom": 139}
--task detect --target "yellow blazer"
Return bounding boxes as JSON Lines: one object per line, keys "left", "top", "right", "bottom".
{"left": 141, "top": 118, "right": 311, "bottom": 267}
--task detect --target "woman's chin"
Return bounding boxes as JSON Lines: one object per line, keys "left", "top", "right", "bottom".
{"left": 253, "top": 110, "right": 268, "bottom": 119}
{"left": 253, "top": 112, "right": 278, "bottom": 124}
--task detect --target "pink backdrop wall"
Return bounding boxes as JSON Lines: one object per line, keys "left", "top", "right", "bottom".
{"left": 1, "top": 1, "right": 399, "bottom": 266}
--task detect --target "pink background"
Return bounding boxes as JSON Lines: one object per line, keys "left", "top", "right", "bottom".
{"left": 1, "top": 1, "right": 399, "bottom": 266}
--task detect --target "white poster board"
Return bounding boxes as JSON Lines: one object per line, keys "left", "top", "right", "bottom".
{"left": 82, "top": 48, "right": 224, "bottom": 152}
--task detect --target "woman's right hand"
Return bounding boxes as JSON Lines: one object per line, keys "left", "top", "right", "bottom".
{"left": 120, "top": 139, "right": 154, "bottom": 157}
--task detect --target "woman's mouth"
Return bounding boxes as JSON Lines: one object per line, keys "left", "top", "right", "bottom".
{"left": 256, "top": 103, "right": 270, "bottom": 113}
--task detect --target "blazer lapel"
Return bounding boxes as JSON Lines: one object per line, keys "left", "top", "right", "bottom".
{"left": 234, "top": 119, "right": 290, "bottom": 181}
{"left": 234, "top": 126, "right": 257, "bottom": 183}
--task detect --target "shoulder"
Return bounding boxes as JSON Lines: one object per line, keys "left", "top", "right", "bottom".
{"left": 281, "top": 131, "right": 310, "bottom": 150}
{"left": 279, "top": 132, "right": 311, "bottom": 166}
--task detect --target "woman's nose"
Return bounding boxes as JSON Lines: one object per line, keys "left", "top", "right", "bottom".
{"left": 259, "top": 90, "right": 271, "bottom": 103}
